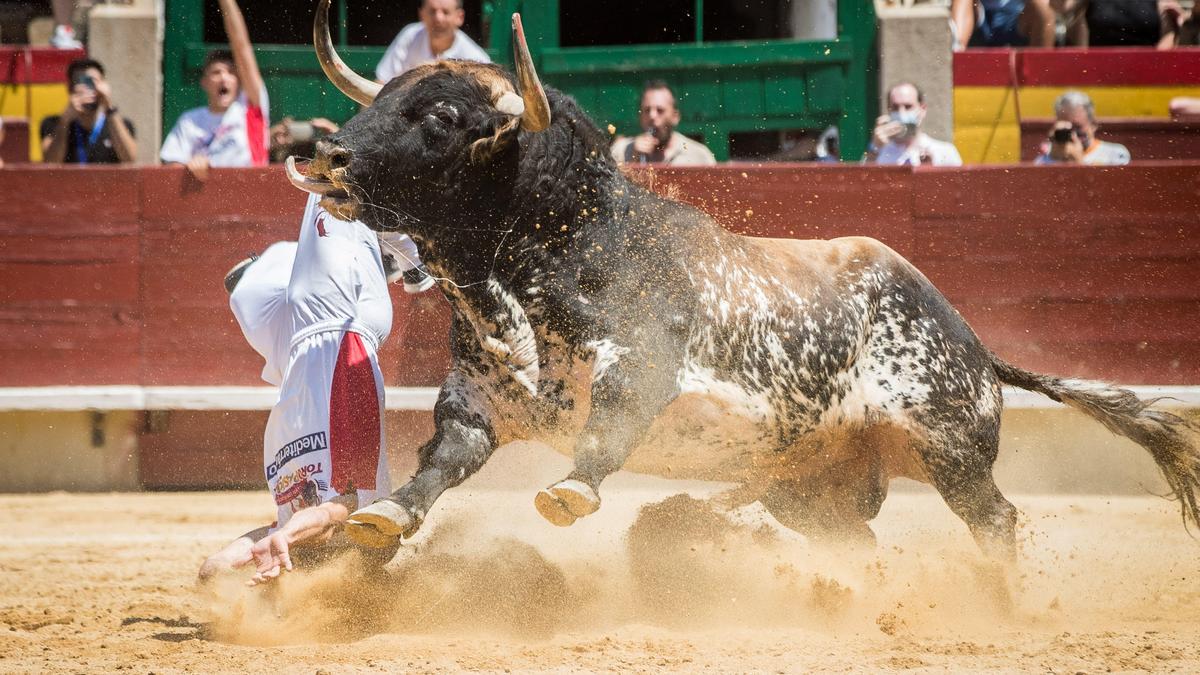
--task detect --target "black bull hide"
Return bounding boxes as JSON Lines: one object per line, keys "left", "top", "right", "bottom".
{"left": 290, "top": 10, "right": 1200, "bottom": 559}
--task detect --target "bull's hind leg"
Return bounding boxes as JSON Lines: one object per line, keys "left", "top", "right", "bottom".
{"left": 917, "top": 418, "right": 1019, "bottom": 562}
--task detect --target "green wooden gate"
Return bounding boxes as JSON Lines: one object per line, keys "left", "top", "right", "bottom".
{"left": 162, "top": 0, "right": 877, "bottom": 160}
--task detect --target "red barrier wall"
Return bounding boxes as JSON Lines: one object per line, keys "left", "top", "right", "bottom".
{"left": 2, "top": 163, "right": 1198, "bottom": 390}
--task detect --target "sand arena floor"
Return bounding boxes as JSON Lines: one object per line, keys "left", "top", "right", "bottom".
{"left": 2, "top": 446, "right": 1200, "bottom": 673}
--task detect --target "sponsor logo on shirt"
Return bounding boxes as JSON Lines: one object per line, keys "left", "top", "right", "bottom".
{"left": 274, "top": 462, "right": 327, "bottom": 505}
{"left": 266, "top": 431, "right": 328, "bottom": 479}
{"left": 315, "top": 213, "right": 329, "bottom": 237}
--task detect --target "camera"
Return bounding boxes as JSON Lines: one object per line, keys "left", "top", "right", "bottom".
{"left": 1052, "top": 127, "right": 1073, "bottom": 144}
{"left": 73, "top": 74, "right": 99, "bottom": 111}
{"left": 286, "top": 121, "right": 318, "bottom": 143}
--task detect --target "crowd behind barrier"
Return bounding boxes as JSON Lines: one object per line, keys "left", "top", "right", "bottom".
{"left": 1, "top": 1, "right": 1198, "bottom": 166}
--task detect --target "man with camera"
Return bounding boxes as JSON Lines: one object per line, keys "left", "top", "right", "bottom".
{"left": 866, "top": 83, "right": 961, "bottom": 166}
{"left": 610, "top": 80, "right": 716, "bottom": 166}
{"left": 1035, "top": 90, "right": 1130, "bottom": 165}
{"left": 269, "top": 116, "right": 340, "bottom": 164}
{"left": 40, "top": 58, "right": 137, "bottom": 164}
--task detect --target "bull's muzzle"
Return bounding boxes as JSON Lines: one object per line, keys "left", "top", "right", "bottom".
{"left": 285, "top": 142, "right": 359, "bottom": 219}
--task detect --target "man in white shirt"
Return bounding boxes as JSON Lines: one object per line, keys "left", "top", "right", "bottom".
{"left": 160, "top": 0, "right": 268, "bottom": 179}
{"left": 1035, "top": 90, "right": 1131, "bottom": 166}
{"left": 610, "top": 80, "right": 717, "bottom": 166}
{"left": 866, "top": 82, "right": 963, "bottom": 167}
{"left": 375, "top": 0, "right": 491, "bottom": 84}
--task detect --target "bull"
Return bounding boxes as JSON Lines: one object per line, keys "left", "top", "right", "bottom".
{"left": 286, "top": 0, "right": 1199, "bottom": 560}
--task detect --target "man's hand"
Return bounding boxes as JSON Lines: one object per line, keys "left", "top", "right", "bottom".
{"left": 247, "top": 530, "right": 294, "bottom": 585}
{"left": 240, "top": 499, "right": 350, "bottom": 586}
{"left": 1048, "top": 120, "right": 1084, "bottom": 162}
{"left": 186, "top": 155, "right": 211, "bottom": 181}
{"left": 631, "top": 131, "right": 661, "bottom": 160}
{"left": 310, "top": 118, "right": 340, "bottom": 135}
{"left": 872, "top": 114, "right": 902, "bottom": 150}
{"left": 64, "top": 85, "right": 94, "bottom": 121}
{"left": 92, "top": 78, "right": 113, "bottom": 110}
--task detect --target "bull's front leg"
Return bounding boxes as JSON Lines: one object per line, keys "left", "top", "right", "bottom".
{"left": 344, "top": 375, "right": 496, "bottom": 548}
{"left": 534, "top": 344, "right": 679, "bottom": 526}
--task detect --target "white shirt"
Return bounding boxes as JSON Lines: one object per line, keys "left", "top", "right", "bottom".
{"left": 375, "top": 22, "right": 491, "bottom": 83}
{"left": 1035, "top": 140, "right": 1131, "bottom": 166}
{"left": 874, "top": 133, "right": 963, "bottom": 167}
{"left": 610, "top": 131, "right": 717, "bottom": 166}
{"left": 160, "top": 86, "right": 270, "bottom": 167}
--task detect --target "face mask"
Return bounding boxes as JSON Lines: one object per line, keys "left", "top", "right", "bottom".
{"left": 890, "top": 109, "right": 921, "bottom": 140}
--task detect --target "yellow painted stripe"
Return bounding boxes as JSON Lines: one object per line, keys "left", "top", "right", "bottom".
{"left": 954, "top": 86, "right": 1020, "bottom": 164}
{"left": 1019, "top": 86, "right": 1200, "bottom": 118}
{"left": 0, "top": 83, "right": 71, "bottom": 163}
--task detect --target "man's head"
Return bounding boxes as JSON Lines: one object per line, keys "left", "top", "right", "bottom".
{"left": 886, "top": 82, "right": 926, "bottom": 139}
{"left": 65, "top": 59, "right": 106, "bottom": 113}
{"left": 1053, "top": 90, "right": 1099, "bottom": 149}
{"left": 419, "top": 0, "right": 465, "bottom": 41}
{"left": 200, "top": 49, "right": 240, "bottom": 112}
{"left": 66, "top": 58, "right": 105, "bottom": 89}
{"left": 639, "top": 80, "right": 681, "bottom": 144}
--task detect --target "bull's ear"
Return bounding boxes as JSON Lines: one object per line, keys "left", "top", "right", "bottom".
{"left": 468, "top": 113, "right": 521, "bottom": 164}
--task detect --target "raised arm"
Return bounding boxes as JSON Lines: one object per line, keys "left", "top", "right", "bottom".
{"left": 217, "top": 0, "right": 265, "bottom": 110}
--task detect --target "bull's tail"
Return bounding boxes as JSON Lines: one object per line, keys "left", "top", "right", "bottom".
{"left": 992, "top": 355, "right": 1200, "bottom": 530}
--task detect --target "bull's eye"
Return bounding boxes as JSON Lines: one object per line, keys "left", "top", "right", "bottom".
{"left": 429, "top": 103, "right": 459, "bottom": 127}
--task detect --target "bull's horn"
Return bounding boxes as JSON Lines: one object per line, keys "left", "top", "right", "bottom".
{"left": 284, "top": 156, "right": 339, "bottom": 195}
{"left": 315, "top": 0, "right": 380, "bottom": 106}
{"left": 511, "top": 14, "right": 550, "bottom": 132}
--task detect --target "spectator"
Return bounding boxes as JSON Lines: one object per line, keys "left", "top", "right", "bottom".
{"left": 50, "top": 0, "right": 82, "bottom": 49}
{"left": 1159, "top": 1, "right": 1200, "bottom": 47}
{"left": 1054, "top": 0, "right": 1171, "bottom": 46}
{"left": 610, "top": 80, "right": 717, "bottom": 166}
{"left": 951, "top": 0, "right": 1056, "bottom": 49}
{"left": 1170, "top": 97, "right": 1200, "bottom": 121}
{"left": 866, "top": 83, "right": 962, "bottom": 166}
{"left": 40, "top": 58, "right": 137, "bottom": 164}
{"left": 1035, "top": 90, "right": 1130, "bottom": 165}
{"left": 269, "top": 117, "right": 340, "bottom": 164}
{"left": 160, "top": 0, "right": 268, "bottom": 179}
{"left": 375, "top": 0, "right": 490, "bottom": 84}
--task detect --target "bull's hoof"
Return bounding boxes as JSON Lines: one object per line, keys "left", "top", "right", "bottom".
{"left": 534, "top": 479, "right": 599, "bottom": 527}
{"left": 345, "top": 499, "right": 414, "bottom": 548}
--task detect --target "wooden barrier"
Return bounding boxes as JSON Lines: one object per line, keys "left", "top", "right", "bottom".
{"left": 3, "top": 163, "right": 1198, "bottom": 489}
{"left": 2, "top": 163, "right": 1198, "bottom": 391}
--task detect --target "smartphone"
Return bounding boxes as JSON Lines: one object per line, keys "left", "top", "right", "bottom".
{"left": 73, "top": 74, "right": 99, "bottom": 111}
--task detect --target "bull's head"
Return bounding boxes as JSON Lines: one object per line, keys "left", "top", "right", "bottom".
{"left": 286, "top": 0, "right": 552, "bottom": 230}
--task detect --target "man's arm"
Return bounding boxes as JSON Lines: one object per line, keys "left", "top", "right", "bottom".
{"left": 106, "top": 113, "right": 138, "bottom": 163}
{"left": 950, "top": 0, "right": 976, "bottom": 49}
{"left": 217, "top": 0, "right": 265, "bottom": 110}
{"left": 41, "top": 115, "right": 73, "bottom": 163}
{"left": 246, "top": 496, "right": 353, "bottom": 585}
{"left": 92, "top": 78, "right": 137, "bottom": 163}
